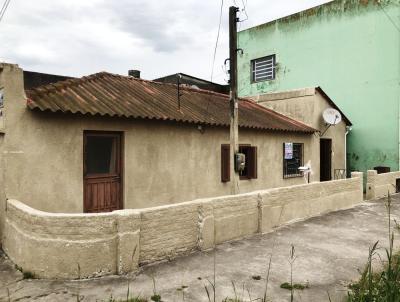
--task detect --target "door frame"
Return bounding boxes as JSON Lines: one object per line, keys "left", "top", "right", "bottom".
{"left": 83, "top": 130, "right": 124, "bottom": 212}
{"left": 320, "top": 138, "right": 332, "bottom": 182}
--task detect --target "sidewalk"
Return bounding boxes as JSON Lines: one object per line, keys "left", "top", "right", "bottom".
{"left": 1, "top": 195, "right": 398, "bottom": 302}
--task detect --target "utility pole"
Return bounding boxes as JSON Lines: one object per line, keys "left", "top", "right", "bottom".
{"left": 229, "top": 6, "right": 239, "bottom": 194}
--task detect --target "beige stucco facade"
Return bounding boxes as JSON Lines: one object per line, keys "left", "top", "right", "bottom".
{"left": 254, "top": 87, "right": 349, "bottom": 180}
{"left": 0, "top": 64, "right": 314, "bottom": 213}
{"left": 0, "top": 64, "right": 349, "bottom": 242}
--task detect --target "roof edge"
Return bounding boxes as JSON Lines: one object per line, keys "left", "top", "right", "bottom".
{"left": 315, "top": 86, "right": 352, "bottom": 126}
{"left": 238, "top": 0, "right": 395, "bottom": 34}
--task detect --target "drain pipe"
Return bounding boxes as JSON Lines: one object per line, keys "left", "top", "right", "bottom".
{"left": 345, "top": 126, "right": 352, "bottom": 174}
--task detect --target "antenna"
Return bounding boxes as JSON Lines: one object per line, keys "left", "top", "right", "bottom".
{"left": 177, "top": 73, "right": 183, "bottom": 111}
{"left": 320, "top": 108, "right": 342, "bottom": 136}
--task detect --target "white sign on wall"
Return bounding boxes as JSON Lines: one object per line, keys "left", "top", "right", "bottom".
{"left": 284, "top": 142, "right": 293, "bottom": 159}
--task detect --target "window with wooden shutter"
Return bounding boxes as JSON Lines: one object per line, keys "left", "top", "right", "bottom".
{"left": 248, "top": 146, "right": 257, "bottom": 179}
{"left": 221, "top": 144, "right": 230, "bottom": 182}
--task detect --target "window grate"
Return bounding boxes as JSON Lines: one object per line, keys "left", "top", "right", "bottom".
{"left": 251, "top": 55, "right": 275, "bottom": 82}
{"left": 283, "top": 143, "right": 303, "bottom": 178}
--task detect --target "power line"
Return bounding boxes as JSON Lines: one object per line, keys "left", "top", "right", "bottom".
{"left": 204, "top": 0, "right": 225, "bottom": 123}
{"left": 378, "top": 2, "right": 400, "bottom": 33}
{"left": 240, "top": 0, "right": 248, "bottom": 22}
{"left": 210, "top": 0, "right": 224, "bottom": 82}
{"left": 0, "top": 0, "right": 11, "bottom": 24}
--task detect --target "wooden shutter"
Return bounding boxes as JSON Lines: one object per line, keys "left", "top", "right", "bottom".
{"left": 221, "top": 144, "right": 230, "bottom": 182}
{"left": 248, "top": 146, "right": 258, "bottom": 179}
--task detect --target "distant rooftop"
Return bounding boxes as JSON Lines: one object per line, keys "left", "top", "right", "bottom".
{"left": 154, "top": 73, "right": 229, "bottom": 94}
{"left": 23, "top": 70, "right": 74, "bottom": 90}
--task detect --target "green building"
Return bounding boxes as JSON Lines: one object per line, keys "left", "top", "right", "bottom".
{"left": 237, "top": 0, "right": 400, "bottom": 176}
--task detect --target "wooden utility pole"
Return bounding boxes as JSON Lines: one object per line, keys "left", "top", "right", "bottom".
{"left": 229, "top": 6, "right": 239, "bottom": 194}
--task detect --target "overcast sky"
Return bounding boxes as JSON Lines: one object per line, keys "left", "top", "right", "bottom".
{"left": 0, "top": 0, "right": 331, "bottom": 83}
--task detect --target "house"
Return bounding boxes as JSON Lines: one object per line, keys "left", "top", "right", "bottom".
{"left": 0, "top": 62, "right": 350, "bottom": 231}
{"left": 254, "top": 86, "right": 352, "bottom": 180}
{"left": 237, "top": 0, "right": 400, "bottom": 178}
{"left": 0, "top": 63, "right": 357, "bottom": 278}
{"left": 153, "top": 73, "right": 229, "bottom": 94}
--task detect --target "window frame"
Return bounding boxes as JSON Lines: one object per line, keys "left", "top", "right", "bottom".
{"left": 251, "top": 54, "right": 276, "bottom": 83}
{"left": 282, "top": 143, "right": 304, "bottom": 179}
{"left": 83, "top": 131, "right": 122, "bottom": 178}
{"left": 221, "top": 144, "right": 257, "bottom": 182}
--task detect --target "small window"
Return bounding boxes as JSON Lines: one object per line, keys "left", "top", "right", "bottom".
{"left": 85, "top": 134, "right": 118, "bottom": 175}
{"left": 221, "top": 144, "right": 257, "bottom": 182}
{"left": 283, "top": 143, "right": 303, "bottom": 178}
{"left": 251, "top": 55, "right": 275, "bottom": 82}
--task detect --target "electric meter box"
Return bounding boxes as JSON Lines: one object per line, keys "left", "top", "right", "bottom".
{"left": 235, "top": 152, "right": 246, "bottom": 172}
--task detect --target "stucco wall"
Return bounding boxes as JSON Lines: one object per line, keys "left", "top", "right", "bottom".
{"left": 0, "top": 63, "right": 320, "bottom": 215}
{"left": 257, "top": 88, "right": 347, "bottom": 179}
{"left": 366, "top": 170, "right": 400, "bottom": 200}
{"left": 3, "top": 173, "right": 363, "bottom": 279}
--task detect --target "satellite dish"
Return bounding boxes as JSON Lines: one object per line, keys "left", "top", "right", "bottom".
{"left": 323, "top": 108, "right": 342, "bottom": 125}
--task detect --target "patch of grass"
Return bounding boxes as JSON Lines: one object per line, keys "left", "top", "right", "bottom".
{"left": 347, "top": 193, "right": 400, "bottom": 301}
{"left": 150, "top": 294, "right": 161, "bottom": 302}
{"left": 280, "top": 282, "right": 308, "bottom": 290}
{"left": 22, "top": 271, "right": 35, "bottom": 279}
{"left": 107, "top": 297, "right": 148, "bottom": 302}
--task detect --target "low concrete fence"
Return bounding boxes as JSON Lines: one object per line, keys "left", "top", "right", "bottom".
{"left": 366, "top": 170, "right": 400, "bottom": 200}
{"left": 2, "top": 172, "right": 363, "bottom": 279}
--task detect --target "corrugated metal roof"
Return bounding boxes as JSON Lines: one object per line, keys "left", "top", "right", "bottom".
{"left": 26, "top": 72, "right": 316, "bottom": 133}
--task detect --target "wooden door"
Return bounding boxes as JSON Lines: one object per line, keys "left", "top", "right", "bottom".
{"left": 83, "top": 131, "right": 123, "bottom": 213}
{"left": 320, "top": 139, "right": 332, "bottom": 182}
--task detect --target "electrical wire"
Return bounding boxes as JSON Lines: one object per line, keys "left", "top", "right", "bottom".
{"left": 210, "top": 0, "right": 224, "bottom": 83}
{"left": 0, "top": 0, "right": 11, "bottom": 24}
{"left": 239, "top": 0, "right": 248, "bottom": 22}
{"left": 378, "top": 2, "right": 400, "bottom": 33}
{"left": 204, "top": 0, "right": 225, "bottom": 122}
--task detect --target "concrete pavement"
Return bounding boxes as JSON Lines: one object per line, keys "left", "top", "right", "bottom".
{"left": 1, "top": 195, "right": 399, "bottom": 302}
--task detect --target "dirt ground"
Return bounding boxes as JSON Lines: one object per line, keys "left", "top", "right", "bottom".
{"left": 1, "top": 195, "right": 399, "bottom": 302}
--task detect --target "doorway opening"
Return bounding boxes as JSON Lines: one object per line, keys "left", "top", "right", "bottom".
{"left": 320, "top": 138, "right": 332, "bottom": 182}
{"left": 83, "top": 131, "right": 123, "bottom": 213}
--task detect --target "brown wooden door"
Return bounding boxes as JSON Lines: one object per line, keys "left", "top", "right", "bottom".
{"left": 83, "top": 131, "right": 123, "bottom": 213}
{"left": 320, "top": 139, "right": 332, "bottom": 182}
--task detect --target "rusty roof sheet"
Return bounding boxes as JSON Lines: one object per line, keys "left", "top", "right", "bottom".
{"left": 26, "top": 72, "right": 316, "bottom": 133}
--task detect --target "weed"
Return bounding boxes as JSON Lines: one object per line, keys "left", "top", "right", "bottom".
{"left": 347, "top": 192, "right": 400, "bottom": 301}
{"left": 150, "top": 294, "right": 161, "bottom": 302}
{"left": 22, "top": 271, "right": 35, "bottom": 279}
{"left": 280, "top": 282, "right": 308, "bottom": 290}
{"left": 107, "top": 297, "right": 148, "bottom": 302}
{"left": 150, "top": 277, "right": 162, "bottom": 302}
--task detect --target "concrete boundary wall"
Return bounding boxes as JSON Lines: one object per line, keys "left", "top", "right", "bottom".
{"left": 2, "top": 173, "right": 363, "bottom": 279}
{"left": 366, "top": 170, "right": 400, "bottom": 200}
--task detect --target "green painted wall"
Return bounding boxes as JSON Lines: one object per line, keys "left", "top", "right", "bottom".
{"left": 238, "top": 0, "right": 400, "bottom": 175}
